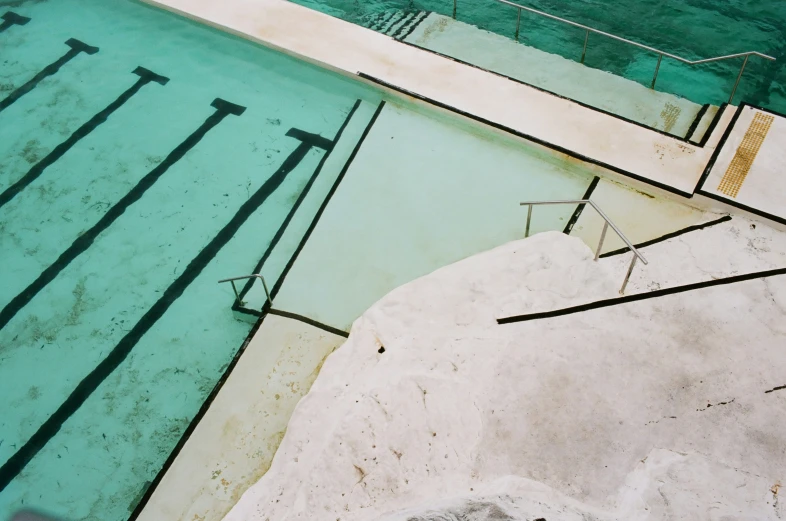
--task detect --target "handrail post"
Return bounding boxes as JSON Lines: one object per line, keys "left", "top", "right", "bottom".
{"left": 728, "top": 54, "right": 749, "bottom": 104}
{"left": 580, "top": 29, "right": 589, "bottom": 64}
{"left": 230, "top": 280, "right": 241, "bottom": 306}
{"left": 525, "top": 203, "right": 533, "bottom": 237}
{"left": 594, "top": 221, "right": 608, "bottom": 261}
{"left": 452, "top": 0, "right": 457, "bottom": 19}
{"left": 651, "top": 53, "right": 663, "bottom": 89}
{"left": 261, "top": 277, "right": 272, "bottom": 306}
{"left": 515, "top": 8, "right": 521, "bottom": 41}
{"left": 620, "top": 254, "right": 637, "bottom": 294}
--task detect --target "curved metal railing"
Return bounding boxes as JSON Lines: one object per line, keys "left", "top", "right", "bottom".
{"left": 520, "top": 199, "right": 647, "bottom": 294}
{"left": 452, "top": 0, "right": 776, "bottom": 103}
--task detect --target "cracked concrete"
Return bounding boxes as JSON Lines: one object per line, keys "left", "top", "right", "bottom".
{"left": 222, "top": 232, "right": 786, "bottom": 521}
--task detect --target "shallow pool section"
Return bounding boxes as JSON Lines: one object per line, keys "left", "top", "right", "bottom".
{"left": 0, "top": 0, "right": 378, "bottom": 518}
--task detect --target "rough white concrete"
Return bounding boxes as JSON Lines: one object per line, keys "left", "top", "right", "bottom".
{"left": 222, "top": 232, "right": 786, "bottom": 521}
{"left": 142, "top": 0, "right": 729, "bottom": 196}
{"left": 136, "top": 314, "right": 345, "bottom": 521}
{"left": 407, "top": 13, "right": 703, "bottom": 137}
{"left": 702, "top": 105, "right": 786, "bottom": 221}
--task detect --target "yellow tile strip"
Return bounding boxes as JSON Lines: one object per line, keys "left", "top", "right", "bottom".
{"left": 718, "top": 111, "right": 774, "bottom": 198}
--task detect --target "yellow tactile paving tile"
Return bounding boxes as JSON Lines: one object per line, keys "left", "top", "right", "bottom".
{"left": 718, "top": 111, "right": 774, "bottom": 198}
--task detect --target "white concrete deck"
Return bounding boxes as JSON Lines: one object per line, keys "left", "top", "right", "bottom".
{"left": 701, "top": 105, "right": 786, "bottom": 223}
{"left": 136, "top": 314, "right": 345, "bottom": 521}
{"left": 142, "top": 0, "right": 731, "bottom": 197}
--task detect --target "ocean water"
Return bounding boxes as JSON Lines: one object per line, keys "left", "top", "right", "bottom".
{"left": 291, "top": 0, "right": 786, "bottom": 111}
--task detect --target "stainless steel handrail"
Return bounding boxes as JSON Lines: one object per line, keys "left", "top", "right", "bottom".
{"left": 453, "top": 0, "right": 775, "bottom": 103}
{"left": 218, "top": 274, "right": 271, "bottom": 307}
{"left": 520, "top": 199, "right": 647, "bottom": 294}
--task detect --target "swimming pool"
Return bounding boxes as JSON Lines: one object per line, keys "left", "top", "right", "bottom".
{"left": 0, "top": 0, "right": 730, "bottom": 519}
{"left": 0, "top": 0, "right": 378, "bottom": 518}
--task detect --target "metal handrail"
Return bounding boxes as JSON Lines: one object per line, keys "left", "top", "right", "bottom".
{"left": 453, "top": 0, "right": 775, "bottom": 103}
{"left": 218, "top": 274, "right": 271, "bottom": 307}
{"left": 520, "top": 199, "right": 647, "bottom": 294}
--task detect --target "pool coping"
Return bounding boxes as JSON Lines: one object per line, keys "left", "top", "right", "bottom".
{"left": 140, "top": 0, "right": 728, "bottom": 200}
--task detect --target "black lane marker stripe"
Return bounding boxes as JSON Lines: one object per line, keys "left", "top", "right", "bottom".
{"left": 127, "top": 119, "right": 350, "bottom": 520}
{"left": 397, "top": 11, "right": 429, "bottom": 41}
{"left": 128, "top": 109, "right": 360, "bottom": 521}
{"left": 0, "top": 98, "right": 242, "bottom": 333}
{"left": 497, "top": 266, "right": 786, "bottom": 325}
{"left": 690, "top": 102, "right": 728, "bottom": 147}
{"left": 393, "top": 42, "right": 699, "bottom": 145}
{"left": 389, "top": 12, "right": 414, "bottom": 38}
{"left": 268, "top": 308, "right": 349, "bottom": 337}
{"left": 599, "top": 215, "right": 732, "bottom": 258}
{"left": 685, "top": 103, "right": 709, "bottom": 141}
{"left": 0, "top": 67, "right": 169, "bottom": 209}
{"left": 694, "top": 103, "right": 744, "bottom": 193}
{"left": 359, "top": 74, "right": 693, "bottom": 198}
{"left": 0, "top": 38, "right": 98, "bottom": 113}
{"left": 0, "top": 115, "right": 344, "bottom": 493}
{"left": 0, "top": 11, "right": 31, "bottom": 32}
{"left": 270, "top": 100, "right": 386, "bottom": 300}
{"left": 238, "top": 100, "right": 361, "bottom": 302}
{"left": 562, "top": 176, "right": 599, "bottom": 235}
{"left": 765, "top": 385, "right": 786, "bottom": 394}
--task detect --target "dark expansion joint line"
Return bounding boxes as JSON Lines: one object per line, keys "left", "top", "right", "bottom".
{"left": 0, "top": 97, "right": 240, "bottom": 338}
{"left": 0, "top": 11, "right": 31, "bottom": 33}
{"left": 0, "top": 38, "right": 98, "bottom": 114}
{"left": 0, "top": 67, "right": 169, "bottom": 210}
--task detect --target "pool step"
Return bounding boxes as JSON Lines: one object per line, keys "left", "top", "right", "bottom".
{"left": 239, "top": 99, "right": 382, "bottom": 314}
{"left": 401, "top": 12, "right": 707, "bottom": 138}
{"left": 361, "top": 10, "right": 428, "bottom": 39}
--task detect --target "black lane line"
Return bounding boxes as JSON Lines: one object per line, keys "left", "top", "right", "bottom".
{"left": 392, "top": 42, "right": 699, "bottom": 146}
{"left": 0, "top": 113, "right": 351, "bottom": 493}
{"left": 497, "top": 266, "right": 786, "bottom": 325}
{"left": 693, "top": 103, "right": 744, "bottom": 193}
{"left": 562, "top": 176, "right": 600, "bottom": 235}
{"left": 270, "top": 100, "right": 386, "bottom": 300}
{"left": 691, "top": 102, "right": 728, "bottom": 147}
{"left": 599, "top": 215, "right": 732, "bottom": 258}
{"left": 696, "top": 188, "right": 786, "bottom": 226}
{"left": 397, "top": 11, "right": 429, "bottom": 41}
{"left": 358, "top": 74, "right": 694, "bottom": 198}
{"left": 268, "top": 308, "right": 349, "bottom": 337}
{"left": 0, "top": 98, "right": 242, "bottom": 334}
{"left": 0, "top": 38, "right": 98, "bottom": 114}
{"left": 128, "top": 111, "right": 361, "bottom": 521}
{"left": 238, "top": 100, "right": 361, "bottom": 302}
{"left": 0, "top": 67, "right": 169, "bottom": 209}
{"left": 685, "top": 103, "right": 709, "bottom": 141}
{"left": 0, "top": 11, "right": 31, "bottom": 33}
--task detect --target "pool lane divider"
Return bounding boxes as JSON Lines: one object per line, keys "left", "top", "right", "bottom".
{"left": 496, "top": 266, "right": 786, "bottom": 325}
{"left": 684, "top": 103, "right": 709, "bottom": 141}
{"left": 0, "top": 67, "right": 168, "bottom": 209}
{"left": 599, "top": 214, "right": 732, "bottom": 258}
{"left": 0, "top": 38, "right": 98, "bottom": 114}
{"left": 0, "top": 97, "right": 239, "bottom": 335}
{"left": 0, "top": 102, "right": 366, "bottom": 492}
{"left": 237, "top": 100, "right": 361, "bottom": 302}
{"left": 0, "top": 11, "right": 31, "bottom": 33}
{"left": 128, "top": 104, "right": 364, "bottom": 521}
{"left": 562, "top": 176, "right": 600, "bottom": 235}
{"left": 269, "top": 100, "right": 386, "bottom": 300}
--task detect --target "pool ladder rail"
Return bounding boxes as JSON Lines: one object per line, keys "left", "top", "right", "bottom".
{"left": 520, "top": 199, "right": 648, "bottom": 294}
{"left": 452, "top": 0, "right": 775, "bottom": 104}
{"left": 218, "top": 274, "right": 271, "bottom": 308}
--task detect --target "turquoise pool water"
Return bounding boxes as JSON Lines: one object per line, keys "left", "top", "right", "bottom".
{"left": 0, "top": 0, "right": 378, "bottom": 518}
{"left": 292, "top": 0, "right": 786, "bottom": 112}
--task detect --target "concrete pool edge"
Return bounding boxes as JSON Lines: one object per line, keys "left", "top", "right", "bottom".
{"left": 139, "top": 0, "right": 726, "bottom": 198}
